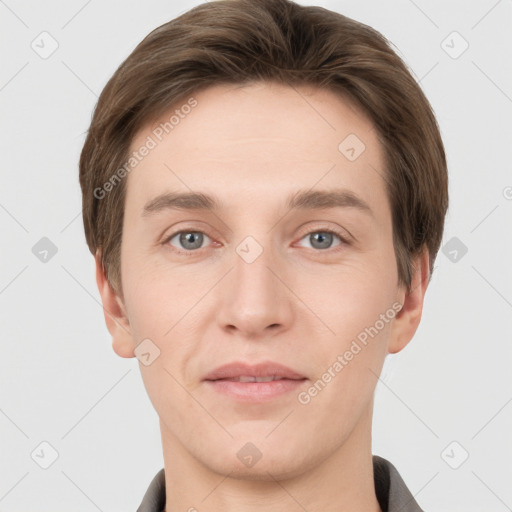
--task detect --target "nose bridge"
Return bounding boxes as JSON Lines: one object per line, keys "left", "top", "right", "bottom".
{"left": 233, "top": 233, "right": 280, "bottom": 307}
{"left": 217, "top": 233, "right": 291, "bottom": 335}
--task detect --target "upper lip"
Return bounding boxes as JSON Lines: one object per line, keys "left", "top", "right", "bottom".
{"left": 203, "top": 361, "right": 306, "bottom": 381}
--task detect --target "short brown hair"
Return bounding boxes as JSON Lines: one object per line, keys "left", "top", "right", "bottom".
{"left": 79, "top": 0, "right": 448, "bottom": 296}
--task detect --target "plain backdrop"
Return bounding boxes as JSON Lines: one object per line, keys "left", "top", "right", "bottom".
{"left": 0, "top": 0, "right": 511, "bottom": 510}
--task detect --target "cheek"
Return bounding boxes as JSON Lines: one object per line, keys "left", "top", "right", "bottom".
{"left": 309, "top": 262, "right": 397, "bottom": 340}
{"left": 301, "top": 315, "right": 391, "bottom": 424}
{"left": 121, "top": 259, "right": 207, "bottom": 381}
{"left": 120, "top": 234, "right": 179, "bottom": 336}
{"left": 304, "top": 259, "right": 397, "bottom": 393}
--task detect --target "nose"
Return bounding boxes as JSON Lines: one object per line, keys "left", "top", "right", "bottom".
{"left": 215, "top": 238, "right": 294, "bottom": 339}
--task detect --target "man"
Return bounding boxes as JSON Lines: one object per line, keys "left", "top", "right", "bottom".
{"left": 79, "top": 0, "right": 448, "bottom": 510}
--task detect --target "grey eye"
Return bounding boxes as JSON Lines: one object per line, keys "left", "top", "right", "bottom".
{"left": 169, "top": 231, "right": 209, "bottom": 251}
{"left": 298, "top": 231, "right": 342, "bottom": 250}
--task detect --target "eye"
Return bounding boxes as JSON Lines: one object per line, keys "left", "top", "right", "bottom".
{"left": 296, "top": 229, "right": 348, "bottom": 251}
{"left": 162, "top": 227, "right": 350, "bottom": 255}
{"left": 165, "top": 230, "right": 212, "bottom": 252}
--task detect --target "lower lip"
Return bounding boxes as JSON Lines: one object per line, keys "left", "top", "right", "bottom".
{"left": 205, "top": 379, "right": 307, "bottom": 401}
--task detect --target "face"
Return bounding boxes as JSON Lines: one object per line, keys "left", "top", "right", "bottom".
{"left": 99, "top": 81, "right": 426, "bottom": 480}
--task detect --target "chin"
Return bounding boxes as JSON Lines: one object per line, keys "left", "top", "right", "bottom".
{"left": 210, "top": 458, "right": 307, "bottom": 482}
{"left": 200, "top": 439, "right": 318, "bottom": 482}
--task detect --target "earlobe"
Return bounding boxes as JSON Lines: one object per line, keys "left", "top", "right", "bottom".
{"left": 94, "top": 251, "right": 135, "bottom": 358}
{"left": 388, "top": 248, "right": 430, "bottom": 354}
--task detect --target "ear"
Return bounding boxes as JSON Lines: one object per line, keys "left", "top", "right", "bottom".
{"left": 95, "top": 251, "right": 135, "bottom": 358}
{"left": 388, "top": 247, "right": 430, "bottom": 354}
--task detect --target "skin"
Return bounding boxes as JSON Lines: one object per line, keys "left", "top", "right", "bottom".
{"left": 96, "top": 81, "right": 429, "bottom": 512}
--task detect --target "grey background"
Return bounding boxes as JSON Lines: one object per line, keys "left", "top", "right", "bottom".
{"left": 1, "top": 0, "right": 511, "bottom": 510}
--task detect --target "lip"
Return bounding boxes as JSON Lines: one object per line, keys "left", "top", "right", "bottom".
{"left": 203, "top": 361, "right": 306, "bottom": 381}
{"left": 203, "top": 361, "right": 307, "bottom": 402}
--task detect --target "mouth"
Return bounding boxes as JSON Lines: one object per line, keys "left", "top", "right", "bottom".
{"left": 211, "top": 375, "right": 302, "bottom": 383}
{"left": 203, "top": 361, "right": 306, "bottom": 381}
{"left": 203, "top": 361, "right": 307, "bottom": 402}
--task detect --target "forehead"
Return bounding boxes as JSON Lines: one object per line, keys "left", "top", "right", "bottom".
{"left": 125, "top": 82, "right": 388, "bottom": 217}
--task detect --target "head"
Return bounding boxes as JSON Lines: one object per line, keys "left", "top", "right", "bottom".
{"left": 80, "top": 0, "right": 447, "bottom": 479}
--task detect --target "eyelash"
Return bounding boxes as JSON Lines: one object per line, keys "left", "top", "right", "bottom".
{"left": 161, "top": 226, "right": 351, "bottom": 256}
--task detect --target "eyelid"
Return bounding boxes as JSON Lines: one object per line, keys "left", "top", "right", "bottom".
{"left": 295, "top": 222, "right": 354, "bottom": 246}
{"left": 160, "top": 220, "right": 218, "bottom": 244}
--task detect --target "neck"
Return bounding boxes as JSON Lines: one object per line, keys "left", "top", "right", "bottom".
{"left": 160, "top": 404, "right": 381, "bottom": 512}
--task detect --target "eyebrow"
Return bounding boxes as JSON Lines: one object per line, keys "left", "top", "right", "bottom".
{"left": 142, "top": 188, "right": 374, "bottom": 218}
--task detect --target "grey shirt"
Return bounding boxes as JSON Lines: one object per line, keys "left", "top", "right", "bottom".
{"left": 137, "top": 455, "right": 423, "bottom": 512}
